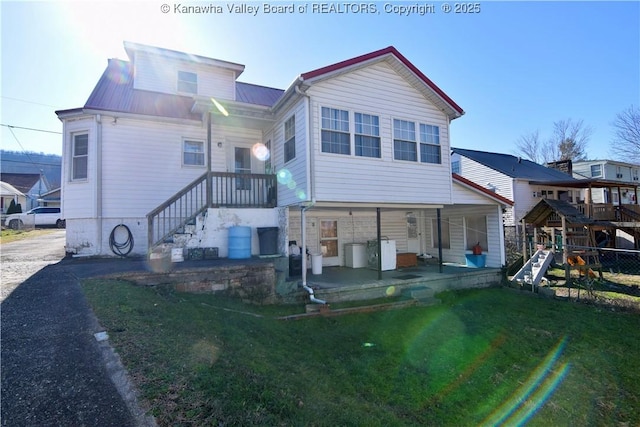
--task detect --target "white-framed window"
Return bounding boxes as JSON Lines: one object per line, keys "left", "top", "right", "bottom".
{"left": 177, "top": 70, "right": 197, "bottom": 94}
{"left": 71, "top": 133, "right": 88, "bottom": 180}
{"left": 590, "top": 164, "right": 602, "bottom": 177}
{"left": 393, "top": 119, "right": 417, "bottom": 161}
{"left": 321, "top": 107, "right": 350, "bottom": 154}
{"left": 465, "top": 216, "right": 488, "bottom": 251}
{"left": 355, "top": 112, "right": 380, "bottom": 158}
{"left": 419, "top": 124, "right": 441, "bottom": 164}
{"left": 284, "top": 115, "right": 296, "bottom": 163}
{"left": 431, "top": 217, "right": 450, "bottom": 249}
{"left": 452, "top": 160, "right": 461, "bottom": 174}
{"left": 183, "top": 139, "right": 205, "bottom": 166}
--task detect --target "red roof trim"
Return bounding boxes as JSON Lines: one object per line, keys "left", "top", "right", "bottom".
{"left": 300, "top": 46, "right": 464, "bottom": 115}
{"left": 452, "top": 173, "right": 514, "bottom": 206}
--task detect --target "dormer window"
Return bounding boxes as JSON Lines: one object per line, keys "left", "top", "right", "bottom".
{"left": 177, "top": 71, "right": 197, "bottom": 94}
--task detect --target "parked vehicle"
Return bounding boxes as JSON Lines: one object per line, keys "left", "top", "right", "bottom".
{"left": 4, "top": 207, "right": 65, "bottom": 230}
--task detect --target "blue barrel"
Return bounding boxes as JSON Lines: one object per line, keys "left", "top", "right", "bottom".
{"left": 228, "top": 226, "right": 251, "bottom": 259}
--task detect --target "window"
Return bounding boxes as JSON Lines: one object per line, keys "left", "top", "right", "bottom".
{"left": 235, "top": 147, "right": 251, "bottom": 190}
{"left": 355, "top": 113, "right": 380, "bottom": 158}
{"left": 590, "top": 164, "right": 602, "bottom": 177}
{"left": 321, "top": 107, "right": 350, "bottom": 154}
{"left": 419, "top": 124, "right": 441, "bottom": 164}
{"left": 465, "top": 216, "right": 488, "bottom": 251}
{"left": 452, "top": 160, "right": 461, "bottom": 174}
{"left": 183, "top": 140, "right": 205, "bottom": 166}
{"left": 393, "top": 119, "right": 417, "bottom": 161}
{"left": 177, "top": 71, "right": 197, "bottom": 94}
{"left": 72, "top": 133, "right": 88, "bottom": 180}
{"left": 432, "top": 218, "right": 450, "bottom": 249}
{"left": 284, "top": 116, "right": 296, "bottom": 163}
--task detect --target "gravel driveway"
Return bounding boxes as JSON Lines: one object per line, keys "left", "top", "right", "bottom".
{"left": 1, "top": 229, "right": 66, "bottom": 301}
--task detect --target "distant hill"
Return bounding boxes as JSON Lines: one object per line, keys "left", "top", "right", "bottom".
{"left": 1, "top": 150, "right": 62, "bottom": 189}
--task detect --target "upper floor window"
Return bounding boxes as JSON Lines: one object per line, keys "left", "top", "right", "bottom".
{"left": 321, "top": 107, "right": 350, "bottom": 155}
{"left": 355, "top": 113, "right": 381, "bottom": 158}
{"left": 393, "top": 119, "right": 417, "bottom": 161}
{"left": 451, "top": 160, "right": 461, "bottom": 174}
{"left": 419, "top": 124, "right": 441, "bottom": 164}
{"left": 590, "top": 164, "right": 602, "bottom": 177}
{"left": 72, "top": 133, "right": 88, "bottom": 180}
{"left": 183, "top": 139, "right": 205, "bottom": 166}
{"left": 177, "top": 71, "right": 197, "bottom": 94}
{"left": 284, "top": 115, "right": 296, "bottom": 163}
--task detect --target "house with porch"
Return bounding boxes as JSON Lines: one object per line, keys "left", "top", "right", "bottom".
{"left": 452, "top": 148, "right": 640, "bottom": 252}
{"left": 0, "top": 173, "right": 51, "bottom": 211}
{"left": 56, "top": 42, "right": 511, "bottom": 281}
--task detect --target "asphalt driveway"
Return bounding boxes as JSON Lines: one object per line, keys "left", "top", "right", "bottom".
{"left": 1, "top": 230, "right": 153, "bottom": 426}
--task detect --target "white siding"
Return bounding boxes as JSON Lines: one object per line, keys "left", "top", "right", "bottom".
{"left": 457, "top": 155, "right": 514, "bottom": 201}
{"left": 133, "top": 51, "right": 236, "bottom": 100}
{"left": 307, "top": 62, "right": 452, "bottom": 205}
{"left": 62, "top": 117, "right": 97, "bottom": 220}
{"left": 272, "top": 98, "right": 309, "bottom": 207}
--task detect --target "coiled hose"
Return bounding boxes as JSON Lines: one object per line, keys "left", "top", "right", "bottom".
{"left": 109, "top": 224, "right": 134, "bottom": 257}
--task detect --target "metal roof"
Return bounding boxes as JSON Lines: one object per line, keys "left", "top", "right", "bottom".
{"left": 452, "top": 148, "right": 578, "bottom": 182}
{"left": 235, "top": 82, "right": 284, "bottom": 107}
{"left": 81, "top": 59, "right": 284, "bottom": 120}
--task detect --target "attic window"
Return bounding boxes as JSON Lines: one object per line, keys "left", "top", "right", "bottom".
{"left": 177, "top": 71, "right": 197, "bottom": 94}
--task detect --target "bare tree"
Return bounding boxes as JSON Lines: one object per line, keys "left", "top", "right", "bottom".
{"left": 549, "top": 119, "right": 592, "bottom": 161}
{"left": 610, "top": 105, "right": 640, "bottom": 164}
{"left": 514, "top": 119, "right": 592, "bottom": 165}
{"left": 514, "top": 130, "right": 543, "bottom": 163}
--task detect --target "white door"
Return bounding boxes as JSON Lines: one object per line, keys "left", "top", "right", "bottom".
{"left": 319, "top": 219, "right": 340, "bottom": 266}
{"left": 407, "top": 213, "right": 420, "bottom": 254}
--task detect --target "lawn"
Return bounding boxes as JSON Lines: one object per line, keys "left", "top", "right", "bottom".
{"left": 82, "top": 280, "right": 640, "bottom": 426}
{"left": 0, "top": 228, "right": 57, "bottom": 244}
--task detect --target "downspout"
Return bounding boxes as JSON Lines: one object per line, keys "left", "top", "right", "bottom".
{"left": 295, "top": 82, "right": 325, "bottom": 304}
{"left": 96, "top": 114, "right": 103, "bottom": 255}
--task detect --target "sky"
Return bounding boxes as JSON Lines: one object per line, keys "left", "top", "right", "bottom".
{"left": 1, "top": 0, "right": 638, "bottom": 160}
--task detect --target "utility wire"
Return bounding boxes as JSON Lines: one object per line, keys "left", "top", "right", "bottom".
{"left": 0, "top": 124, "right": 62, "bottom": 135}
{"left": 1, "top": 96, "right": 61, "bottom": 109}
{"left": 4, "top": 126, "right": 41, "bottom": 171}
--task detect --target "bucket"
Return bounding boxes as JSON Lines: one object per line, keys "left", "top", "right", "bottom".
{"left": 228, "top": 226, "right": 251, "bottom": 259}
{"left": 311, "top": 253, "right": 323, "bottom": 275}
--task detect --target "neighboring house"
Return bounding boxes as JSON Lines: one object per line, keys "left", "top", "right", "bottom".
{"left": 56, "top": 42, "right": 511, "bottom": 269}
{"left": 572, "top": 159, "right": 640, "bottom": 204}
{"left": 451, "top": 148, "right": 580, "bottom": 228}
{"left": 38, "top": 187, "right": 61, "bottom": 208}
{"left": 0, "top": 181, "right": 26, "bottom": 214}
{"left": 0, "top": 173, "right": 50, "bottom": 211}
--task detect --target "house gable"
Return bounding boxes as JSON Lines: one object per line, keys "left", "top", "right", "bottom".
{"left": 273, "top": 54, "right": 458, "bottom": 206}
{"left": 299, "top": 46, "right": 464, "bottom": 121}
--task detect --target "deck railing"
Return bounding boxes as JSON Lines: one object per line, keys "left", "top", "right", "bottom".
{"left": 574, "top": 203, "right": 640, "bottom": 221}
{"left": 147, "top": 171, "right": 276, "bottom": 251}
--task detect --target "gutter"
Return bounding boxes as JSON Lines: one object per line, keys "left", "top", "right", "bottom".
{"left": 96, "top": 114, "right": 103, "bottom": 255}
{"left": 294, "top": 83, "right": 325, "bottom": 304}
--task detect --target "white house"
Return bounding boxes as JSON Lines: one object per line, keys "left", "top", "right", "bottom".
{"left": 0, "top": 173, "right": 51, "bottom": 211}
{"left": 56, "top": 43, "right": 511, "bottom": 269}
{"left": 572, "top": 159, "right": 640, "bottom": 204}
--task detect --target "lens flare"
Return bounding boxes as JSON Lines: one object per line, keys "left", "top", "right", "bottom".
{"left": 277, "top": 169, "right": 292, "bottom": 185}
{"left": 295, "top": 189, "right": 307, "bottom": 200}
{"left": 385, "top": 286, "right": 396, "bottom": 296}
{"left": 252, "top": 143, "right": 270, "bottom": 161}
{"left": 479, "top": 336, "right": 569, "bottom": 427}
{"left": 210, "top": 97, "right": 229, "bottom": 117}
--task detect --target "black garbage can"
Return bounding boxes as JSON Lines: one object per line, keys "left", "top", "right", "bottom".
{"left": 257, "top": 227, "right": 279, "bottom": 255}
{"left": 289, "top": 255, "right": 302, "bottom": 277}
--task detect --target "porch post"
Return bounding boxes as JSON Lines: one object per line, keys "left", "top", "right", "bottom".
{"left": 377, "top": 207, "right": 382, "bottom": 280}
{"left": 206, "top": 111, "right": 213, "bottom": 208}
{"left": 521, "top": 218, "right": 527, "bottom": 261}
{"left": 437, "top": 208, "right": 443, "bottom": 274}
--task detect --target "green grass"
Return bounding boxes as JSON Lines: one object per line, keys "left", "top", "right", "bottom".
{"left": 82, "top": 280, "right": 640, "bottom": 426}
{"left": 0, "top": 228, "right": 57, "bottom": 244}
